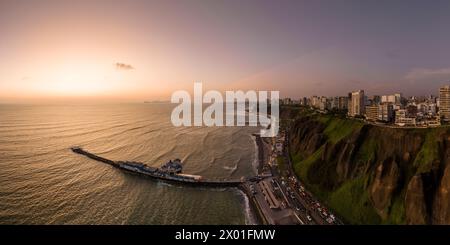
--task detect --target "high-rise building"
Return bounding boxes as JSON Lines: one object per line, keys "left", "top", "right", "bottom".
{"left": 381, "top": 93, "right": 402, "bottom": 105}
{"left": 440, "top": 85, "right": 450, "bottom": 121}
{"left": 378, "top": 103, "right": 394, "bottom": 122}
{"left": 365, "top": 105, "right": 379, "bottom": 121}
{"left": 347, "top": 93, "right": 352, "bottom": 113}
{"left": 281, "top": 98, "right": 292, "bottom": 105}
{"left": 381, "top": 95, "right": 393, "bottom": 103}
{"left": 310, "top": 96, "right": 320, "bottom": 109}
{"left": 348, "top": 90, "right": 365, "bottom": 117}
{"left": 330, "top": 97, "right": 339, "bottom": 110}
{"left": 301, "top": 97, "right": 308, "bottom": 106}
{"left": 372, "top": 95, "right": 381, "bottom": 105}
{"left": 338, "top": 96, "right": 348, "bottom": 110}
{"left": 319, "top": 96, "right": 328, "bottom": 111}
{"left": 394, "top": 93, "right": 402, "bottom": 105}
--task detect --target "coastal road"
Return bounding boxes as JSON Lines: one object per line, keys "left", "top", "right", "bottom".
{"left": 243, "top": 180, "right": 299, "bottom": 225}
{"left": 271, "top": 175, "right": 315, "bottom": 225}
{"left": 249, "top": 132, "right": 341, "bottom": 225}
{"left": 282, "top": 130, "right": 343, "bottom": 225}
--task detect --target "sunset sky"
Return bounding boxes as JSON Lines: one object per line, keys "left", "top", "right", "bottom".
{"left": 1, "top": 0, "right": 450, "bottom": 103}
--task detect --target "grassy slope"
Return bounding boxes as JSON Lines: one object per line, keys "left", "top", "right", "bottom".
{"left": 413, "top": 129, "right": 440, "bottom": 174}
{"left": 290, "top": 115, "right": 381, "bottom": 224}
{"left": 289, "top": 113, "right": 445, "bottom": 224}
{"left": 318, "top": 115, "right": 364, "bottom": 143}
{"left": 328, "top": 176, "right": 381, "bottom": 224}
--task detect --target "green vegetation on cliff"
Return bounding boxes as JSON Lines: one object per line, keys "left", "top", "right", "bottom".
{"left": 318, "top": 115, "right": 364, "bottom": 143}
{"left": 289, "top": 113, "right": 380, "bottom": 224}
{"left": 413, "top": 129, "right": 440, "bottom": 174}
{"left": 285, "top": 106, "right": 449, "bottom": 224}
{"left": 328, "top": 176, "right": 381, "bottom": 224}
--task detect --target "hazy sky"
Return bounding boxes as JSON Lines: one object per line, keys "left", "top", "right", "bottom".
{"left": 1, "top": 0, "right": 450, "bottom": 102}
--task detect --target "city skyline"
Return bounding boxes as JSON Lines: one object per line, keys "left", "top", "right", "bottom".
{"left": 284, "top": 89, "right": 439, "bottom": 100}
{"left": 2, "top": 0, "right": 450, "bottom": 103}
{"left": 282, "top": 85, "right": 450, "bottom": 128}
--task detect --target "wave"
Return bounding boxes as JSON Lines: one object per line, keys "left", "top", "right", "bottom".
{"left": 251, "top": 134, "right": 259, "bottom": 174}
{"left": 223, "top": 163, "right": 239, "bottom": 175}
{"left": 236, "top": 189, "right": 258, "bottom": 225}
{"left": 0, "top": 104, "right": 259, "bottom": 225}
{"left": 156, "top": 181, "right": 174, "bottom": 188}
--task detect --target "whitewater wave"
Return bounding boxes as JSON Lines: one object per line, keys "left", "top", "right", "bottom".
{"left": 236, "top": 189, "right": 258, "bottom": 225}
{"left": 223, "top": 163, "right": 239, "bottom": 175}
{"left": 251, "top": 134, "right": 259, "bottom": 174}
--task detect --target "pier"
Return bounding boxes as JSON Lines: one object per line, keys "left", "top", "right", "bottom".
{"left": 71, "top": 146, "right": 275, "bottom": 225}
{"left": 71, "top": 147, "right": 245, "bottom": 188}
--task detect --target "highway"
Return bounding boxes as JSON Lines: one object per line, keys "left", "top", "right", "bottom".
{"left": 281, "top": 129, "right": 344, "bottom": 225}
{"left": 245, "top": 132, "right": 342, "bottom": 225}
{"left": 249, "top": 129, "right": 343, "bottom": 225}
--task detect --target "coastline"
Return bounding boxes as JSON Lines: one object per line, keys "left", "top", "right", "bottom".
{"left": 239, "top": 184, "right": 268, "bottom": 225}
{"left": 253, "top": 133, "right": 270, "bottom": 174}
{"left": 239, "top": 133, "right": 272, "bottom": 225}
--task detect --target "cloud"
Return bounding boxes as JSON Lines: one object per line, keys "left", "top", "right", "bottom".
{"left": 115, "top": 62, "right": 134, "bottom": 70}
{"left": 405, "top": 68, "right": 450, "bottom": 81}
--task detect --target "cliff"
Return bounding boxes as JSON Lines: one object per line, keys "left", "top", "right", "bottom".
{"left": 283, "top": 106, "right": 450, "bottom": 224}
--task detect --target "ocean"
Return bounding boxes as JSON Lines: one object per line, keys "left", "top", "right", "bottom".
{"left": 0, "top": 103, "right": 259, "bottom": 224}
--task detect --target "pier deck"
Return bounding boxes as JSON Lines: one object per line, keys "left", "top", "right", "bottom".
{"left": 71, "top": 147, "right": 244, "bottom": 188}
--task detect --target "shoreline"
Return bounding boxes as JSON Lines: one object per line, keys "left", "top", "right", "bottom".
{"left": 239, "top": 133, "right": 272, "bottom": 225}
{"left": 71, "top": 134, "right": 271, "bottom": 225}
{"left": 238, "top": 184, "right": 268, "bottom": 225}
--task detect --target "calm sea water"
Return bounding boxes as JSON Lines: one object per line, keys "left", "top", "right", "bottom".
{"left": 0, "top": 103, "right": 259, "bottom": 224}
